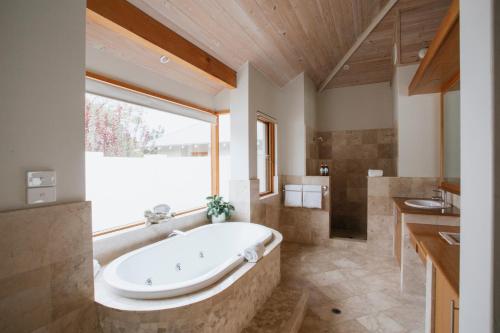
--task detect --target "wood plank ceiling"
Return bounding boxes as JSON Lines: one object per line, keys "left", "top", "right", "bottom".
{"left": 87, "top": 0, "right": 452, "bottom": 93}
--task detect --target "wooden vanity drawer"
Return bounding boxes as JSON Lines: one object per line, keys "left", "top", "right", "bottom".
{"left": 409, "top": 231, "right": 427, "bottom": 264}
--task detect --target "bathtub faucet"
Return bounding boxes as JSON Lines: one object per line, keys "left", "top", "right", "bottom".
{"left": 167, "top": 230, "right": 186, "bottom": 238}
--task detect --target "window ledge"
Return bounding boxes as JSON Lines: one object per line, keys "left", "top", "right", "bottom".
{"left": 260, "top": 192, "right": 279, "bottom": 201}
{"left": 93, "top": 207, "right": 207, "bottom": 241}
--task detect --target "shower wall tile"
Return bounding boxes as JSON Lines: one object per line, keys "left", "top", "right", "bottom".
{"left": 307, "top": 128, "right": 397, "bottom": 236}
{"left": 0, "top": 202, "right": 97, "bottom": 333}
{"left": 279, "top": 175, "right": 331, "bottom": 245}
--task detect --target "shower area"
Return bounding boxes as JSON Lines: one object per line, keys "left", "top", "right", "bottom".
{"left": 307, "top": 128, "right": 397, "bottom": 240}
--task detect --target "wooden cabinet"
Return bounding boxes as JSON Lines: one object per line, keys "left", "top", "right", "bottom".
{"left": 435, "top": 269, "right": 459, "bottom": 333}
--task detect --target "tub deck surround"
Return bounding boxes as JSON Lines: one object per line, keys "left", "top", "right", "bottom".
{"left": 0, "top": 202, "right": 97, "bottom": 333}
{"left": 102, "top": 223, "right": 274, "bottom": 299}
{"left": 279, "top": 175, "right": 331, "bottom": 245}
{"left": 95, "top": 222, "right": 282, "bottom": 333}
{"left": 242, "top": 286, "right": 308, "bottom": 333}
{"left": 96, "top": 245, "right": 281, "bottom": 332}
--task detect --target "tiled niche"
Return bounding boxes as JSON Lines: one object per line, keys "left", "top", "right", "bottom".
{"left": 307, "top": 128, "right": 397, "bottom": 238}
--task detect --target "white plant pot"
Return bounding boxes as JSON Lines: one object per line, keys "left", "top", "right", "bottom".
{"left": 211, "top": 214, "right": 226, "bottom": 223}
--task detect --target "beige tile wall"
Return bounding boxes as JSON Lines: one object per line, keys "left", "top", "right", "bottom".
{"left": 0, "top": 202, "right": 97, "bottom": 333}
{"left": 279, "top": 175, "right": 331, "bottom": 244}
{"left": 308, "top": 128, "right": 397, "bottom": 236}
{"left": 366, "top": 177, "right": 439, "bottom": 256}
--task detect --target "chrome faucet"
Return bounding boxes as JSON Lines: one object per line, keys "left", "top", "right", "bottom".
{"left": 432, "top": 189, "right": 447, "bottom": 207}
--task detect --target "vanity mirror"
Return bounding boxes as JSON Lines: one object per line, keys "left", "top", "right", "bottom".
{"left": 440, "top": 75, "right": 460, "bottom": 194}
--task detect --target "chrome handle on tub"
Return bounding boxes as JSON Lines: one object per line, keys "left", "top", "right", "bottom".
{"left": 450, "top": 300, "right": 459, "bottom": 333}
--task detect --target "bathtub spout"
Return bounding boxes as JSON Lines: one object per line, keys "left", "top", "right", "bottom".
{"left": 167, "top": 230, "right": 186, "bottom": 238}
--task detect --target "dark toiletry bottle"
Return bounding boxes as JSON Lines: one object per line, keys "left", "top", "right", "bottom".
{"left": 324, "top": 163, "right": 329, "bottom": 176}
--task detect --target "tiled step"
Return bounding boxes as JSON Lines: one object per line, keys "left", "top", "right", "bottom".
{"left": 242, "top": 285, "right": 308, "bottom": 333}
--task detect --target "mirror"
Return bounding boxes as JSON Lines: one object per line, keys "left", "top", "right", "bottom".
{"left": 441, "top": 78, "right": 460, "bottom": 193}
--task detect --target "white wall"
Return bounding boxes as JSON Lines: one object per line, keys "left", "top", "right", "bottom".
{"left": 393, "top": 64, "right": 440, "bottom": 177}
{"left": 317, "top": 82, "right": 393, "bottom": 131}
{"left": 460, "top": 0, "right": 499, "bottom": 331}
{"left": 279, "top": 73, "right": 307, "bottom": 176}
{"left": 0, "top": 0, "right": 86, "bottom": 211}
{"left": 230, "top": 63, "right": 255, "bottom": 180}
{"left": 304, "top": 74, "right": 317, "bottom": 129}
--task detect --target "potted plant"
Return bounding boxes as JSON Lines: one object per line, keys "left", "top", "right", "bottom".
{"left": 206, "top": 195, "right": 234, "bottom": 223}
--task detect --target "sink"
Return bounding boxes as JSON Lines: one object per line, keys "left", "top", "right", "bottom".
{"left": 439, "top": 232, "right": 460, "bottom": 245}
{"left": 404, "top": 199, "right": 451, "bottom": 209}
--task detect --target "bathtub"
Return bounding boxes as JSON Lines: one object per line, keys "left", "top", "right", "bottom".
{"left": 103, "top": 222, "right": 279, "bottom": 300}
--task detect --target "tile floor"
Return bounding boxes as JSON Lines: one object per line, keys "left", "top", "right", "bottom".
{"left": 280, "top": 241, "right": 425, "bottom": 333}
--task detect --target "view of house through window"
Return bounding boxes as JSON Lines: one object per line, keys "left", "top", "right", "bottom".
{"left": 257, "top": 118, "right": 275, "bottom": 194}
{"left": 85, "top": 93, "right": 212, "bottom": 233}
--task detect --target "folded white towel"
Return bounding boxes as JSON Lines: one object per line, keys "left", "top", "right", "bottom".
{"left": 284, "top": 184, "right": 303, "bottom": 207}
{"left": 243, "top": 242, "right": 265, "bottom": 263}
{"left": 368, "top": 169, "right": 384, "bottom": 177}
{"left": 93, "top": 259, "right": 101, "bottom": 278}
{"left": 284, "top": 184, "right": 302, "bottom": 191}
{"left": 303, "top": 191, "right": 322, "bottom": 209}
{"left": 302, "top": 185, "right": 322, "bottom": 192}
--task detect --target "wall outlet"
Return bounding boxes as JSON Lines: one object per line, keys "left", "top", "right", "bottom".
{"left": 27, "top": 187, "right": 56, "bottom": 204}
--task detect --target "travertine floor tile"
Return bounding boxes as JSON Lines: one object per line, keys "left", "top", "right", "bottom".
{"left": 281, "top": 242, "right": 425, "bottom": 333}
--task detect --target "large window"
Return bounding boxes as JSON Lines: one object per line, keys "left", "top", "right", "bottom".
{"left": 257, "top": 117, "right": 275, "bottom": 195}
{"left": 85, "top": 93, "right": 212, "bottom": 233}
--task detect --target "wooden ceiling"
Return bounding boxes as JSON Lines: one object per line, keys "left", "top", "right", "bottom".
{"left": 87, "top": 0, "right": 452, "bottom": 93}
{"left": 325, "top": 0, "right": 451, "bottom": 89}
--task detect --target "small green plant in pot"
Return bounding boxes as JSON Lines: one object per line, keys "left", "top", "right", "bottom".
{"left": 206, "top": 195, "right": 235, "bottom": 223}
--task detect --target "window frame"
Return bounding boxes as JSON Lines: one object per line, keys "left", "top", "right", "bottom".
{"left": 257, "top": 115, "right": 276, "bottom": 196}
{"left": 86, "top": 74, "right": 225, "bottom": 237}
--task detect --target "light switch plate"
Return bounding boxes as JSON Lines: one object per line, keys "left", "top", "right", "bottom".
{"left": 27, "top": 171, "right": 56, "bottom": 188}
{"left": 27, "top": 187, "right": 56, "bottom": 204}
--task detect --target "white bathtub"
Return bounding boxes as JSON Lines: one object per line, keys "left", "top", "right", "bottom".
{"left": 103, "top": 222, "right": 280, "bottom": 300}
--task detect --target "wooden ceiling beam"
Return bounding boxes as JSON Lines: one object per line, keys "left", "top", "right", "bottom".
{"left": 318, "top": 0, "right": 400, "bottom": 92}
{"left": 87, "top": 0, "right": 237, "bottom": 89}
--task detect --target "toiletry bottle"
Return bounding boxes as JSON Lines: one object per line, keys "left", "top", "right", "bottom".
{"left": 320, "top": 163, "right": 325, "bottom": 176}
{"left": 324, "top": 163, "right": 329, "bottom": 176}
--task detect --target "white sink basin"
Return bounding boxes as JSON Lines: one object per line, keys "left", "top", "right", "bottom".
{"left": 404, "top": 199, "right": 451, "bottom": 209}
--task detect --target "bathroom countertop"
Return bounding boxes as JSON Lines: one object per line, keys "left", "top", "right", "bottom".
{"left": 406, "top": 223, "right": 460, "bottom": 295}
{"left": 392, "top": 197, "right": 460, "bottom": 217}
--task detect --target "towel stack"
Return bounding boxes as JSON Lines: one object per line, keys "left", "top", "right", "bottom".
{"left": 284, "top": 184, "right": 322, "bottom": 209}
{"left": 302, "top": 185, "right": 322, "bottom": 209}
{"left": 284, "top": 184, "right": 302, "bottom": 207}
{"left": 243, "top": 242, "right": 265, "bottom": 263}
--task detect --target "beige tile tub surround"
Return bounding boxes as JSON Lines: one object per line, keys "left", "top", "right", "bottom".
{"left": 280, "top": 175, "right": 331, "bottom": 245}
{"left": 96, "top": 245, "right": 281, "bottom": 333}
{"left": 0, "top": 202, "right": 97, "bottom": 333}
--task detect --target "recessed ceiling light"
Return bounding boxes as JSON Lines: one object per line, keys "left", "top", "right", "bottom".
{"left": 160, "top": 55, "right": 170, "bottom": 64}
{"left": 343, "top": 64, "right": 350, "bottom": 71}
